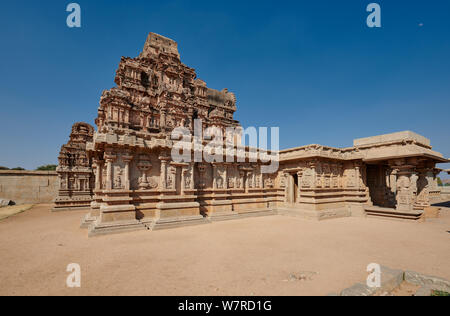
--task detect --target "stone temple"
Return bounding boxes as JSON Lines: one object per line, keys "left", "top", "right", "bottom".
{"left": 54, "top": 33, "right": 449, "bottom": 236}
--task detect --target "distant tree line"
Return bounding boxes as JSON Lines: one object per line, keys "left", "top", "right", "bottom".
{"left": 0, "top": 165, "right": 57, "bottom": 171}
{"left": 437, "top": 177, "right": 450, "bottom": 187}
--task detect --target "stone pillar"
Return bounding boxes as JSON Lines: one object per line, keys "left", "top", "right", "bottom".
{"left": 160, "top": 108, "right": 167, "bottom": 128}
{"left": 389, "top": 168, "right": 397, "bottom": 194}
{"left": 181, "top": 166, "right": 187, "bottom": 195}
{"left": 297, "top": 171, "right": 302, "bottom": 201}
{"left": 212, "top": 164, "right": 217, "bottom": 189}
{"left": 239, "top": 171, "right": 245, "bottom": 189}
{"left": 159, "top": 156, "right": 169, "bottom": 189}
{"left": 224, "top": 165, "right": 228, "bottom": 189}
{"left": 309, "top": 161, "right": 317, "bottom": 189}
{"left": 104, "top": 153, "right": 116, "bottom": 190}
{"left": 281, "top": 173, "right": 288, "bottom": 203}
{"left": 93, "top": 159, "right": 103, "bottom": 190}
{"left": 252, "top": 171, "right": 256, "bottom": 189}
{"left": 337, "top": 164, "right": 343, "bottom": 188}
{"left": 355, "top": 162, "right": 361, "bottom": 190}
{"left": 122, "top": 154, "right": 133, "bottom": 190}
{"left": 190, "top": 163, "right": 195, "bottom": 190}
{"left": 395, "top": 165, "right": 416, "bottom": 211}
{"left": 198, "top": 164, "right": 206, "bottom": 189}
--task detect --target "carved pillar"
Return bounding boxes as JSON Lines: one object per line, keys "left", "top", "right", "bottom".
{"left": 212, "top": 164, "right": 217, "bottom": 189}
{"left": 159, "top": 156, "right": 169, "bottom": 190}
{"left": 389, "top": 168, "right": 397, "bottom": 194}
{"left": 104, "top": 152, "right": 116, "bottom": 190}
{"left": 198, "top": 164, "right": 206, "bottom": 189}
{"left": 73, "top": 175, "right": 79, "bottom": 191}
{"left": 309, "top": 161, "right": 317, "bottom": 189}
{"left": 223, "top": 165, "right": 228, "bottom": 189}
{"left": 415, "top": 169, "right": 430, "bottom": 207}
{"left": 245, "top": 172, "right": 250, "bottom": 189}
{"left": 355, "top": 162, "right": 361, "bottom": 190}
{"left": 122, "top": 154, "right": 133, "bottom": 190}
{"left": 58, "top": 174, "right": 63, "bottom": 190}
{"left": 190, "top": 163, "right": 194, "bottom": 190}
{"left": 394, "top": 164, "right": 416, "bottom": 211}
{"left": 239, "top": 171, "right": 245, "bottom": 189}
{"left": 252, "top": 171, "right": 256, "bottom": 189}
{"left": 181, "top": 166, "right": 187, "bottom": 195}
{"left": 160, "top": 107, "right": 167, "bottom": 129}
{"left": 297, "top": 171, "right": 302, "bottom": 201}
{"left": 93, "top": 159, "right": 103, "bottom": 190}
{"left": 337, "top": 164, "right": 342, "bottom": 188}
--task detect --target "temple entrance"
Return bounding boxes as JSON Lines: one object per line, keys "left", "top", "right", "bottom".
{"left": 287, "top": 173, "right": 299, "bottom": 204}
{"left": 293, "top": 174, "right": 299, "bottom": 203}
{"left": 366, "top": 164, "right": 396, "bottom": 208}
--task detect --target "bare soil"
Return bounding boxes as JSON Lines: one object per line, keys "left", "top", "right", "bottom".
{"left": 0, "top": 204, "right": 449, "bottom": 296}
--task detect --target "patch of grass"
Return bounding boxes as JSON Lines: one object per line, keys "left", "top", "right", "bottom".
{"left": 431, "top": 290, "right": 450, "bottom": 296}
{"left": 0, "top": 205, "right": 34, "bottom": 221}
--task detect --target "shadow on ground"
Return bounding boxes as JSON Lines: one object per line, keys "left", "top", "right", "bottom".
{"left": 432, "top": 201, "right": 450, "bottom": 208}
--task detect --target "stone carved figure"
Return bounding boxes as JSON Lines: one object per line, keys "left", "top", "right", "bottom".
{"left": 114, "top": 168, "right": 123, "bottom": 189}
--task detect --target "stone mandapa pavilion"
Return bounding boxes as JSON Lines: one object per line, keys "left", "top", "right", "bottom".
{"left": 54, "top": 33, "right": 449, "bottom": 236}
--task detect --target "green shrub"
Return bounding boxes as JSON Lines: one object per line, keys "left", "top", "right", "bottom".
{"left": 36, "top": 165, "right": 57, "bottom": 171}
{"left": 11, "top": 167, "right": 25, "bottom": 171}
{"left": 0, "top": 166, "right": 9, "bottom": 170}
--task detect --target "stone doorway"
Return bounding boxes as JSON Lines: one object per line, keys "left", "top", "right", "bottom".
{"left": 287, "top": 173, "right": 299, "bottom": 204}
{"left": 366, "top": 164, "right": 396, "bottom": 208}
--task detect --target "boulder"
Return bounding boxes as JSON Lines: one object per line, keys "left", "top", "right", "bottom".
{"left": 0, "top": 199, "right": 13, "bottom": 207}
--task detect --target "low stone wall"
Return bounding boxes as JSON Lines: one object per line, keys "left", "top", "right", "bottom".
{"left": 0, "top": 171, "right": 58, "bottom": 204}
{"left": 440, "top": 186, "right": 450, "bottom": 200}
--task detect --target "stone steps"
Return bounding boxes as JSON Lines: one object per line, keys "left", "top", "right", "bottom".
{"left": 277, "top": 207, "right": 351, "bottom": 221}
{"left": 364, "top": 206, "right": 423, "bottom": 221}
{"left": 208, "top": 208, "right": 276, "bottom": 222}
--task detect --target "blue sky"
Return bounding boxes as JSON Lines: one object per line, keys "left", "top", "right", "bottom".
{"left": 0, "top": 0, "right": 449, "bottom": 177}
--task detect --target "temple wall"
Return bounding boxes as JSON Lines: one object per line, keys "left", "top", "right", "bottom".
{"left": 440, "top": 186, "right": 450, "bottom": 200}
{"left": 279, "top": 159, "right": 371, "bottom": 211}
{"left": 0, "top": 171, "right": 58, "bottom": 204}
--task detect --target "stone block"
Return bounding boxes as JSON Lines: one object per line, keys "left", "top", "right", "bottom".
{"left": 404, "top": 271, "right": 450, "bottom": 293}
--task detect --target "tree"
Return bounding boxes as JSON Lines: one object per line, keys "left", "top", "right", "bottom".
{"left": 437, "top": 177, "right": 443, "bottom": 186}
{"left": 11, "top": 167, "right": 25, "bottom": 171}
{"left": 36, "top": 165, "right": 57, "bottom": 171}
{"left": 0, "top": 166, "right": 9, "bottom": 170}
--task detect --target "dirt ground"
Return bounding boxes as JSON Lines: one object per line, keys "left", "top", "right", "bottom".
{"left": 0, "top": 204, "right": 33, "bottom": 221}
{"left": 0, "top": 204, "right": 449, "bottom": 296}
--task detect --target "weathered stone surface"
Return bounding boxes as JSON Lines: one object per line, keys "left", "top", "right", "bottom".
{"left": 340, "top": 266, "right": 404, "bottom": 296}
{"left": 404, "top": 270, "right": 450, "bottom": 293}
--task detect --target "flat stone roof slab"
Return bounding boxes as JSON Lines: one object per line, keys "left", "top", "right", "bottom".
{"left": 354, "top": 131, "right": 430, "bottom": 147}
